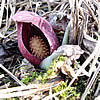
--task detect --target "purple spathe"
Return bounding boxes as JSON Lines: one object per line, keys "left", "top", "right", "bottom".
{"left": 12, "top": 11, "right": 59, "bottom": 65}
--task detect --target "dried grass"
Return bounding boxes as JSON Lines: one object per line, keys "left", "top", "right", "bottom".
{"left": 0, "top": 0, "right": 100, "bottom": 99}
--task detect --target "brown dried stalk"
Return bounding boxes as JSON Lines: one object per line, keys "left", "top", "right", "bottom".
{"left": 83, "top": 0, "right": 98, "bottom": 24}
{"left": 0, "top": 64, "right": 25, "bottom": 86}
{"left": 0, "top": 77, "right": 63, "bottom": 98}
{"left": 81, "top": 63, "right": 100, "bottom": 100}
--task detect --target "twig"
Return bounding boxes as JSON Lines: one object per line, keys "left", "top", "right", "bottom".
{"left": 94, "top": 81, "right": 100, "bottom": 96}
{"left": 89, "top": 47, "right": 100, "bottom": 76}
{"left": 0, "top": 0, "right": 16, "bottom": 38}
{"left": 83, "top": 0, "right": 98, "bottom": 24}
{"left": 29, "top": 0, "right": 33, "bottom": 12}
{"left": 75, "top": 0, "right": 79, "bottom": 40}
{"left": 14, "top": 0, "right": 29, "bottom": 6}
{"left": 0, "top": 89, "right": 38, "bottom": 98}
{"left": 0, "top": 64, "right": 25, "bottom": 86}
{"left": 81, "top": 63, "right": 100, "bottom": 100}
{"left": 0, "top": 82, "right": 10, "bottom": 89}
{"left": 0, "top": 0, "right": 5, "bottom": 27}
{"left": 4, "top": 30, "right": 17, "bottom": 39}
{"left": 98, "top": 1, "right": 100, "bottom": 32}
{"left": 47, "top": 0, "right": 51, "bottom": 12}
{"left": 0, "top": 84, "right": 38, "bottom": 94}
{"left": 0, "top": 80, "right": 62, "bottom": 98}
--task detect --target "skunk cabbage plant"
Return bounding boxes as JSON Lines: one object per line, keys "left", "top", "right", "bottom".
{"left": 12, "top": 11, "right": 59, "bottom": 65}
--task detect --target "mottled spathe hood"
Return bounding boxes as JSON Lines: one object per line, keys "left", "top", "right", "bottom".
{"left": 12, "top": 11, "right": 59, "bottom": 65}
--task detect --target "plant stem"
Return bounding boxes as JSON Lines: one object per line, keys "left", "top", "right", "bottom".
{"left": 40, "top": 51, "right": 62, "bottom": 71}
{"left": 61, "top": 21, "right": 70, "bottom": 45}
